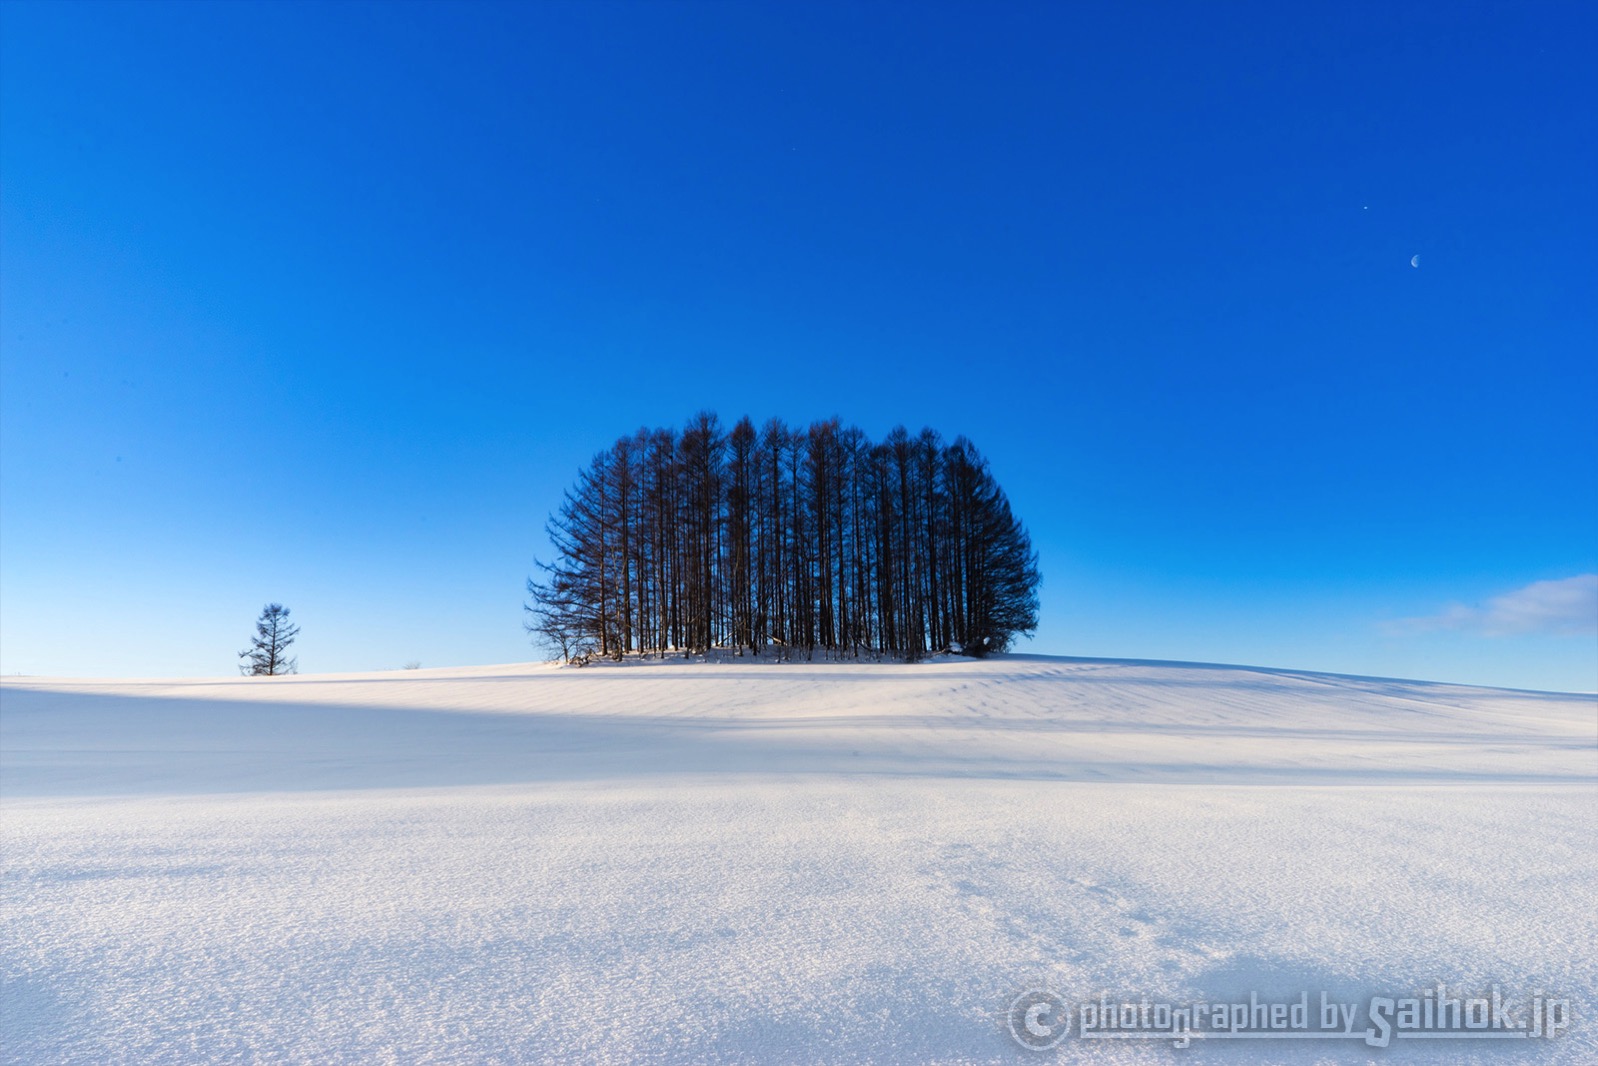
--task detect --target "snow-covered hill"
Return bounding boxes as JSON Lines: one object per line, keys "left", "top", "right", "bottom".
{"left": 3, "top": 655, "right": 1594, "bottom": 1063}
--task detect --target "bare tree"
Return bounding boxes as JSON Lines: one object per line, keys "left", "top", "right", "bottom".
{"left": 240, "top": 603, "right": 299, "bottom": 675}
{"left": 525, "top": 571, "right": 588, "bottom": 663}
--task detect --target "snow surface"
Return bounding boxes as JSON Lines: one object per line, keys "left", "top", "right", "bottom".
{"left": 2, "top": 655, "right": 1595, "bottom": 1064}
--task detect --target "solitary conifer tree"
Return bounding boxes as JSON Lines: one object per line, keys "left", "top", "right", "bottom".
{"left": 240, "top": 603, "right": 300, "bottom": 675}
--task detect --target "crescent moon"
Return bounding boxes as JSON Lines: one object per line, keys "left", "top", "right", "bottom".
{"left": 1410, "top": 255, "right": 1420, "bottom": 268}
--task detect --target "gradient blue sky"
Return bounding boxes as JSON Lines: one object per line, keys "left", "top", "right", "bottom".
{"left": 3, "top": 1, "right": 1594, "bottom": 690}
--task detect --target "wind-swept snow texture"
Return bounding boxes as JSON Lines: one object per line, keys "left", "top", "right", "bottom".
{"left": 3, "top": 655, "right": 1595, "bottom": 1064}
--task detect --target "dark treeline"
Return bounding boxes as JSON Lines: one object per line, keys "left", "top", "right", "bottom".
{"left": 526, "top": 414, "right": 1040, "bottom": 661}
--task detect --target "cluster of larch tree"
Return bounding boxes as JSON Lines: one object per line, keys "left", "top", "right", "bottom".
{"left": 526, "top": 413, "right": 1041, "bottom": 662}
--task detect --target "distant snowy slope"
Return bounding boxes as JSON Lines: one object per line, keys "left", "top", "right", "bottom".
{"left": 3, "top": 656, "right": 1595, "bottom": 1064}
{"left": 2, "top": 655, "right": 1590, "bottom": 796}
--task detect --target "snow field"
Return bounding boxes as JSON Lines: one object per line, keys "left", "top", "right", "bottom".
{"left": 3, "top": 656, "right": 1594, "bottom": 1063}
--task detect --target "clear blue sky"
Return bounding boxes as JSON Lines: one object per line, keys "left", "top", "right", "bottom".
{"left": 3, "top": 1, "right": 1594, "bottom": 691}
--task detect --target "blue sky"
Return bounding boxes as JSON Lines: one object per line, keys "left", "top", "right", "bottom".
{"left": 2, "top": 0, "right": 1594, "bottom": 691}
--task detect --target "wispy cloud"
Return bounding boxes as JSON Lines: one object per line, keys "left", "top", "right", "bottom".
{"left": 1388, "top": 574, "right": 1598, "bottom": 637}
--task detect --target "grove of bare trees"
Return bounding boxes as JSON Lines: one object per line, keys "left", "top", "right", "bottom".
{"left": 526, "top": 414, "right": 1041, "bottom": 661}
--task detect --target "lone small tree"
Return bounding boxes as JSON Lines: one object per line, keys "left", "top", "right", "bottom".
{"left": 240, "top": 603, "right": 299, "bottom": 676}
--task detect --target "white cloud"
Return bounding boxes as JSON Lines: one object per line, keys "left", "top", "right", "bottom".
{"left": 1389, "top": 574, "right": 1598, "bottom": 637}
